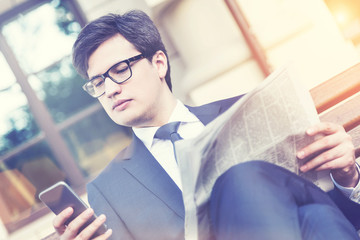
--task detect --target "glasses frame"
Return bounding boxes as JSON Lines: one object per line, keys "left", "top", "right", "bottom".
{"left": 82, "top": 53, "right": 145, "bottom": 98}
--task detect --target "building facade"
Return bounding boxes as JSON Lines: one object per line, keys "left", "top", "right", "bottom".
{"left": 0, "top": 0, "right": 359, "bottom": 239}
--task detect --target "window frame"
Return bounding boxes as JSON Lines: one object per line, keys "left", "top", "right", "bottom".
{"left": 0, "top": 0, "right": 89, "bottom": 233}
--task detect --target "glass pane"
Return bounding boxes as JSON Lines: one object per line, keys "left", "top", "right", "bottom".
{"left": 1, "top": 0, "right": 81, "bottom": 73}
{"left": 29, "top": 56, "right": 95, "bottom": 123}
{"left": 61, "top": 110, "right": 132, "bottom": 177}
{"left": 324, "top": 0, "right": 360, "bottom": 46}
{"left": 0, "top": 54, "right": 40, "bottom": 156}
{"left": 0, "top": 0, "right": 94, "bottom": 234}
{"left": 0, "top": 51, "right": 15, "bottom": 89}
{"left": 0, "top": 141, "right": 66, "bottom": 232}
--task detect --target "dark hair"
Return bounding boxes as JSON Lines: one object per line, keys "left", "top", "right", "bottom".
{"left": 72, "top": 10, "right": 172, "bottom": 91}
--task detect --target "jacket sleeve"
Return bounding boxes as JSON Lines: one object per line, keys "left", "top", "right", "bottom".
{"left": 87, "top": 182, "right": 135, "bottom": 240}
{"left": 328, "top": 187, "right": 360, "bottom": 230}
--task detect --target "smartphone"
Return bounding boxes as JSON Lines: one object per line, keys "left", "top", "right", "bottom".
{"left": 39, "top": 181, "right": 107, "bottom": 237}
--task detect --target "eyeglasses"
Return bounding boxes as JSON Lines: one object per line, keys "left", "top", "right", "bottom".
{"left": 82, "top": 54, "right": 145, "bottom": 98}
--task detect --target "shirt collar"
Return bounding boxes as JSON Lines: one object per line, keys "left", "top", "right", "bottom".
{"left": 133, "top": 100, "right": 200, "bottom": 149}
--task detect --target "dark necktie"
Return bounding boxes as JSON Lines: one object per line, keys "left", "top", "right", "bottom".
{"left": 155, "top": 122, "right": 183, "bottom": 162}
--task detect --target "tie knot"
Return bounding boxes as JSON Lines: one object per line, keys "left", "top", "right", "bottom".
{"left": 155, "top": 122, "right": 182, "bottom": 142}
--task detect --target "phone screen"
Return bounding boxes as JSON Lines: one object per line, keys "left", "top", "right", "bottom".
{"left": 39, "top": 181, "right": 107, "bottom": 237}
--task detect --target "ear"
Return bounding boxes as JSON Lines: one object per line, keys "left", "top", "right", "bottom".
{"left": 152, "top": 50, "right": 168, "bottom": 80}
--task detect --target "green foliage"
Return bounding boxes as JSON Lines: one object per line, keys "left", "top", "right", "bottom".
{"left": 36, "top": 56, "right": 95, "bottom": 123}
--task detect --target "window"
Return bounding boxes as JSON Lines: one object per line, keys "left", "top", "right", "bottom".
{"left": 0, "top": 0, "right": 132, "bottom": 233}
{"left": 325, "top": 0, "right": 360, "bottom": 46}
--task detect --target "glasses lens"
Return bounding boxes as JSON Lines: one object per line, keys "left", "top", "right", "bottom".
{"left": 84, "top": 77, "right": 105, "bottom": 97}
{"left": 82, "top": 59, "right": 136, "bottom": 98}
{"left": 109, "top": 62, "right": 131, "bottom": 83}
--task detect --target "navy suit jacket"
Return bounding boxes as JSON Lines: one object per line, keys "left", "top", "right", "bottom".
{"left": 87, "top": 96, "right": 241, "bottom": 240}
{"left": 87, "top": 96, "right": 360, "bottom": 240}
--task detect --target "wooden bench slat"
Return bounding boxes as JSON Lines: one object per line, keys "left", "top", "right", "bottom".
{"left": 318, "top": 93, "right": 360, "bottom": 131}
{"left": 348, "top": 125, "right": 360, "bottom": 159}
{"left": 310, "top": 63, "right": 360, "bottom": 114}
{"left": 309, "top": 63, "right": 360, "bottom": 158}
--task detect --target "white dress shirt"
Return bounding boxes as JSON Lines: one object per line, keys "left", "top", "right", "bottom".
{"left": 133, "top": 100, "right": 204, "bottom": 190}
{"left": 133, "top": 100, "right": 360, "bottom": 202}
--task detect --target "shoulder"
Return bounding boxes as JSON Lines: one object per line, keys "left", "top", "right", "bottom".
{"left": 188, "top": 95, "right": 244, "bottom": 116}
{"left": 205, "top": 95, "right": 244, "bottom": 108}
{"left": 87, "top": 143, "right": 133, "bottom": 194}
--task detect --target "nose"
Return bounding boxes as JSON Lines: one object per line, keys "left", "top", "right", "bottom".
{"left": 104, "top": 77, "right": 122, "bottom": 98}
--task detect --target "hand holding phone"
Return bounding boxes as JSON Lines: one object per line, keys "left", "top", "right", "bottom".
{"left": 39, "top": 181, "right": 109, "bottom": 239}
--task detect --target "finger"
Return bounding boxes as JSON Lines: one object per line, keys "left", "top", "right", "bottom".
{"left": 62, "top": 208, "right": 95, "bottom": 239}
{"left": 53, "top": 207, "right": 74, "bottom": 234}
{"left": 300, "top": 146, "right": 339, "bottom": 172}
{"left": 93, "top": 229, "right": 113, "bottom": 240}
{"left": 300, "top": 143, "right": 352, "bottom": 172}
{"left": 77, "top": 214, "right": 111, "bottom": 240}
{"left": 306, "top": 122, "right": 342, "bottom": 136}
{"left": 297, "top": 131, "right": 345, "bottom": 160}
{"left": 314, "top": 156, "right": 354, "bottom": 172}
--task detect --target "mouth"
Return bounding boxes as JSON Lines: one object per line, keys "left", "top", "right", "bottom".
{"left": 112, "top": 99, "right": 131, "bottom": 111}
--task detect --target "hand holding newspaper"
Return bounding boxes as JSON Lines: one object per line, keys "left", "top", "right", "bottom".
{"left": 176, "top": 64, "right": 334, "bottom": 240}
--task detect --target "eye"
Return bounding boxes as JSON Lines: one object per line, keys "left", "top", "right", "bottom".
{"left": 92, "top": 77, "right": 104, "bottom": 88}
{"left": 111, "top": 62, "right": 129, "bottom": 76}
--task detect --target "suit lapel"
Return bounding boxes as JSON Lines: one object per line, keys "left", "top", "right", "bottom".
{"left": 187, "top": 99, "right": 230, "bottom": 125}
{"left": 188, "top": 95, "right": 243, "bottom": 124}
{"left": 116, "top": 98, "right": 239, "bottom": 219}
{"left": 120, "top": 136, "right": 185, "bottom": 218}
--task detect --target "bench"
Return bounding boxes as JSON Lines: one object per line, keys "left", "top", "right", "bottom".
{"left": 310, "top": 63, "right": 360, "bottom": 159}
{"left": 224, "top": 0, "right": 360, "bottom": 158}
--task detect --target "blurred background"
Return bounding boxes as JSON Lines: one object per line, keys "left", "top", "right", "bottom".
{"left": 0, "top": 0, "right": 360, "bottom": 239}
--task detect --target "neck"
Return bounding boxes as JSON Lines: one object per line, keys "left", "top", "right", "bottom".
{"left": 136, "top": 87, "right": 177, "bottom": 128}
{"left": 153, "top": 93, "right": 177, "bottom": 127}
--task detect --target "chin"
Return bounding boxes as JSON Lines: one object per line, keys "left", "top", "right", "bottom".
{"left": 111, "top": 116, "right": 138, "bottom": 128}
{"left": 110, "top": 109, "right": 150, "bottom": 128}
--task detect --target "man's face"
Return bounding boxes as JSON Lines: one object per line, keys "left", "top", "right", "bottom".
{"left": 87, "top": 34, "right": 171, "bottom": 127}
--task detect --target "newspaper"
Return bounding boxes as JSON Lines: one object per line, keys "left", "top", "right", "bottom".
{"left": 176, "top": 64, "right": 334, "bottom": 240}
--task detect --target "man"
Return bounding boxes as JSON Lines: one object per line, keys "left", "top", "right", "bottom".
{"left": 53, "top": 10, "right": 360, "bottom": 239}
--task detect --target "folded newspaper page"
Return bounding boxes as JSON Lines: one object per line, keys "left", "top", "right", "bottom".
{"left": 176, "top": 64, "right": 334, "bottom": 240}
